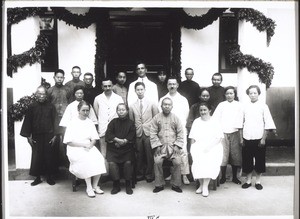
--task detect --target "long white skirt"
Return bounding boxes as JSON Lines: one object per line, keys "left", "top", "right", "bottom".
{"left": 67, "top": 146, "right": 106, "bottom": 179}
{"left": 191, "top": 143, "right": 223, "bottom": 180}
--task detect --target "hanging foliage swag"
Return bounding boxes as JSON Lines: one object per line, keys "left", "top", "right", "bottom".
{"left": 7, "top": 7, "right": 276, "bottom": 124}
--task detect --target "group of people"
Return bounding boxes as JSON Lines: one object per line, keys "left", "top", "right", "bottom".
{"left": 21, "top": 63, "right": 276, "bottom": 198}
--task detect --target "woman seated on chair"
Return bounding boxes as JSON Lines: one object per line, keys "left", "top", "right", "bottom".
{"left": 105, "top": 103, "right": 136, "bottom": 195}
{"left": 189, "top": 102, "right": 223, "bottom": 197}
{"left": 63, "top": 100, "right": 106, "bottom": 198}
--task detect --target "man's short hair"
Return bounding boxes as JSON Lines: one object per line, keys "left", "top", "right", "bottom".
{"left": 72, "top": 66, "right": 81, "bottom": 71}
{"left": 161, "top": 97, "right": 173, "bottom": 105}
{"left": 102, "top": 77, "right": 112, "bottom": 84}
{"left": 167, "top": 76, "right": 179, "bottom": 83}
{"left": 185, "top": 68, "right": 194, "bottom": 74}
{"left": 115, "top": 71, "right": 126, "bottom": 77}
{"left": 136, "top": 62, "right": 147, "bottom": 69}
{"left": 211, "top": 72, "right": 223, "bottom": 81}
{"left": 84, "top": 72, "right": 93, "bottom": 78}
{"left": 54, "top": 69, "right": 65, "bottom": 76}
{"left": 135, "top": 82, "right": 145, "bottom": 89}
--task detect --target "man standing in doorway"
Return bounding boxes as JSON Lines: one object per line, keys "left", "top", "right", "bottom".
{"left": 127, "top": 62, "right": 158, "bottom": 106}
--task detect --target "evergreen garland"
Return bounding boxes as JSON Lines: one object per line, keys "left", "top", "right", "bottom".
{"left": 8, "top": 94, "right": 37, "bottom": 136}
{"left": 231, "top": 8, "right": 276, "bottom": 46}
{"left": 181, "top": 8, "right": 228, "bottom": 30}
{"left": 50, "top": 7, "right": 99, "bottom": 29}
{"left": 7, "top": 7, "right": 47, "bottom": 25}
{"left": 228, "top": 44, "right": 274, "bottom": 88}
{"left": 7, "top": 33, "right": 50, "bottom": 73}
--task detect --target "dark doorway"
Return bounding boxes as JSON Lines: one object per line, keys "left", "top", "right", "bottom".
{"left": 107, "top": 9, "right": 173, "bottom": 85}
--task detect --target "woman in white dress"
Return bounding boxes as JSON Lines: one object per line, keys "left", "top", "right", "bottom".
{"left": 59, "top": 85, "right": 97, "bottom": 127}
{"left": 189, "top": 102, "right": 223, "bottom": 197}
{"left": 63, "top": 100, "right": 106, "bottom": 198}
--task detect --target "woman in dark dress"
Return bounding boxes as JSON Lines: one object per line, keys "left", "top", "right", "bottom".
{"left": 105, "top": 103, "right": 136, "bottom": 195}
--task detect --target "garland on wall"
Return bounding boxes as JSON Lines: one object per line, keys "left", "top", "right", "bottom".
{"left": 7, "top": 7, "right": 47, "bottom": 26}
{"left": 231, "top": 8, "right": 276, "bottom": 46}
{"left": 228, "top": 44, "right": 274, "bottom": 88}
{"left": 180, "top": 8, "right": 228, "bottom": 30}
{"left": 50, "top": 7, "right": 99, "bottom": 29}
{"left": 7, "top": 33, "right": 50, "bottom": 74}
{"left": 7, "top": 7, "right": 277, "bottom": 121}
{"left": 8, "top": 94, "right": 37, "bottom": 136}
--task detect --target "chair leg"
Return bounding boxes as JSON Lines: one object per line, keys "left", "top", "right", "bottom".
{"left": 212, "top": 179, "right": 217, "bottom": 191}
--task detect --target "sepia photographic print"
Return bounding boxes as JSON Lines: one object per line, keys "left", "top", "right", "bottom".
{"left": 1, "top": 1, "right": 298, "bottom": 219}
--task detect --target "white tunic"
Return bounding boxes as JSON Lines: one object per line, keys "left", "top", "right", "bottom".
{"left": 189, "top": 117, "right": 223, "bottom": 179}
{"left": 238, "top": 100, "right": 276, "bottom": 140}
{"left": 59, "top": 100, "right": 97, "bottom": 127}
{"left": 213, "top": 100, "right": 243, "bottom": 134}
{"left": 63, "top": 117, "right": 106, "bottom": 179}
{"left": 93, "top": 92, "right": 124, "bottom": 137}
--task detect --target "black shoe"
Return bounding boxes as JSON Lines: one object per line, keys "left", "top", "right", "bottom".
{"left": 111, "top": 187, "right": 121, "bottom": 194}
{"left": 220, "top": 178, "right": 226, "bottom": 184}
{"left": 31, "top": 177, "right": 42, "bottom": 186}
{"left": 125, "top": 180, "right": 133, "bottom": 195}
{"left": 171, "top": 186, "right": 182, "bottom": 193}
{"left": 153, "top": 186, "right": 164, "bottom": 193}
{"left": 242, "top": 182, "right": 251, "bottom": 189}
{"left": 126, "top": 186, "right": 133, "bottom": 195}
{"left": 255, "top": 183, "right": 263, "bottom": 190}
{"left": 146, "top": 178, "right": 154, "bottom": 183}
{"left": 46, "top": 177, "right": 56, "bottom": 185}
{"left": 232, "top": 178, "right": 241, "bottom": 185}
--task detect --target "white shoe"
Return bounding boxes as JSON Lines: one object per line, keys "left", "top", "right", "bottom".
{"left": 93, "top": 186, "right": 104, "bottom": 194}
{"left": 202, "top": 189, "right": 209, "bottom": 197}
{"left": 183, "top": 175, "right": 190, "bottom": 185}
{"left": 86, "top": 189, "right": 96, "bottom": 198}
{"left": 196, "top": 187, "right": 202, "bottom": 194}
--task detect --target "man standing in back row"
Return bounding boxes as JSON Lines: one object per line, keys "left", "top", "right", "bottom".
{"left": 65, "top": 66, "right": 85, "bottom": 102}
{"left": 178, "top": 68, "right": 201, "bottom": 107}
{"left": 127, "top": 62, "right": 158, "bottom": 106}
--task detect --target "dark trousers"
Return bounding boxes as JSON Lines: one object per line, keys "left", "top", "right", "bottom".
{"left": 109, "top": 161, "right": 132, "bottom": 181}
{"left": 136, "top": 133, "right": 154, "bottom": 180}
{"left": 242, "top": 139, "right": 266, "bottom": 174}
{"left": 30, "top": 133, "right": 58, "bottom": 177}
